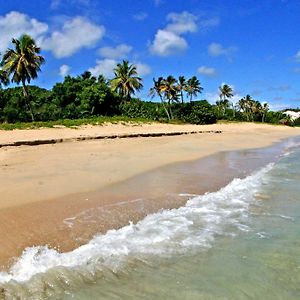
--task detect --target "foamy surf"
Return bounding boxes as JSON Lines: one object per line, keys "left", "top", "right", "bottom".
{"left": 0, "top": 163, "right": 274, "bottom": 298}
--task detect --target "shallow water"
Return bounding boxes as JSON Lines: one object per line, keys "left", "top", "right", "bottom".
{"left": 1, "top": 138, "right": 300, "bottom": 299}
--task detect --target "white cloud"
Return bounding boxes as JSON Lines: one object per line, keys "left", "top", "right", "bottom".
{"left": 89, "top": 59, "right": 151, "bottom": 78}
{"left": 133, "top": 12, "right": 148, "bottom": 21}
{"left": 149, "top": 11, "right": 197, "bottom": 57}
{"left": 165, "top": 11, "right": 197, "bottom": 34}
{"left": 153, "top": 0, "right": 164, "bottom": 6}
{"left": 51, "top": 0, "right": 90, "bottom": 9}
{"left": 205, "top": 87, "right": 241, "bottom": 105}
{"left": 268, "top": 84, "right": 290, "bottom": 92}
{"left": 0, "top": 11, "right": 48, "bottom": 52}
{"left": 200, "top": 16, "right": 220, "bottom": 30}
{"left": 89, "top": 58, "right": 117, "bottom": 78}
{"left": 197, "top": 66, "right": 217, "bottom": 77}
{"left": 208, "top": 43, "right": 238, "bottom": 60}
{"left": 98, "top": 44, "right": 132, "bottom": 59}
{"left": 135, "top": 63, "right": 151, "bottom": 76}
{"left": 150, "top": 29, "right": 187, "bottom": 56}
{"left": 295, "top": 50, "right": 300, "bottom": 62}
{"left": 59, "top": 64, "right": 71, "bottom": 77}
{"left": 42, "top": 17, "right": 105, "bottom": 58}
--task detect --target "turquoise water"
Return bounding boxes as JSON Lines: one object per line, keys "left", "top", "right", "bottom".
{"left": 1, "top": 140, "right": 300, "bottom": 299}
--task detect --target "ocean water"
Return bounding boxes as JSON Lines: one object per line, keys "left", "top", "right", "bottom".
{"left": 1, "top": 139, "right": 300, "bottom": 299}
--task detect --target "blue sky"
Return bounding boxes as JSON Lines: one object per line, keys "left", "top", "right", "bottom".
{"left": 1, "top": 0, "right": 300, "bottom": 110}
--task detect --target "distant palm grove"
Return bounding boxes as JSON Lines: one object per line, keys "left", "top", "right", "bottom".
{"left": 0, "top": 34, "right": 298, "bottom": 126}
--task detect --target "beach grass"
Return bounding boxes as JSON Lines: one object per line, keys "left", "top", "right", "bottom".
{"left": 0, "top": 116, "right": 158, "bottom": 130}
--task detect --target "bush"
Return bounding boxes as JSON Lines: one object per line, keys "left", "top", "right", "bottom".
{"left": 293, "top": 117, "right": 300, "bottom": 126}
{"left": 119, "top": 99, "right": 162, "bottom": 120}
{"left": 173, "top": 100, "right": 217, "bottom": 124}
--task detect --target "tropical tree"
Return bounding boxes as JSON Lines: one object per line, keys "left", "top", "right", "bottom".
{"left": 186, "top": 76, "right": 203, "bottom": 101}
{"left": 177, "top": 76, "right": 187, "bottom": 103}
{"left": 218, "top": 84, "right": 234, "bottom": 116}
{"left": 238, "top": 95, "right": 256, "bottom": 121}
{"left": 219, "top": 84, "right": 234, "bottom": 101}
{"left": 110, "top": 60, "right": 143, "bottom": 100}
{"left": 261, "top": 102, "right": 269, "bottom": 123}
{"left": 0, "top": 69, "right": 9, "bottom": 87}
{"left": 149, "top": 77, "right": 170, "bottom": 120}
{"left": 159, "top": 75, "right": 179, "bottom": 119}
{"left": 1, "top": 34, "right": 45, "bottom": 120}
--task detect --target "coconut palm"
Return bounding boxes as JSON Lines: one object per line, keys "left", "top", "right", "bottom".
{"left": 160, "top": 75, "right": 179, "bottom": 119}
{"left": 110, "top": 60, "right": 143, "bottom": 100}
{"left": 219, "top": 84, "right": 234, "bottom": 101}
{"left": 1, "top": 34, "right": 45, "bottom": 120}
{"left": 218, "top": 84, "right": 234, "bottom": 116}
{"left": 149, "top": 77, "right": 170, "bottom": 120}
{"left": 186, "top": 76, "right": 203, "bottom": 101}
{"left": 0, "top": 69, "right": 9, "bottom": 87}
{"left": 238, "top": 95, "right": 255, "bottom": 121}
{"left": 177, "top": 76, "right": 187, "bottom": 103}
{"left": 261, "top": 102, "right": 269, "bottom": 123}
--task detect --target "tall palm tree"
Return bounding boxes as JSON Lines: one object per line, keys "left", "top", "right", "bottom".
{"left": 238, "top": 95, "right": 255, "bottom": 121}
{"left": 110, "top": 60, "right": 143, "bottom": 100}
{"left": 186, "top": 76, "right": 203, "bottom": 101}
{"left": 177, "top": 76, "right": 187, "bottom": 103}
{"left": 1, "top": 34, "right": 45, "bottom": 120}
{"left": 160, "top": 75, "right": 179, "bottom": 119}
{"left": 218, "top": 84, "right": 234, "bottom": 116}
{"left": 219, "top": 84, "right": 234, "bottom": 101}
{"left": 261, "top": 102, "right": 269, "bottom": 123}
{"left": 149, "top": 77, "right": 170, "bottom": 120}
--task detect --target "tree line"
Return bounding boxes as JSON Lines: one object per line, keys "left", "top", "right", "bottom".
{"left": 0, "top": 34, "right": 296, "bottom": 126}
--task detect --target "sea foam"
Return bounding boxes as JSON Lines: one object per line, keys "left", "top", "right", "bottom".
{"left": 0, "top": 163, "right": 274, "bottom": 288}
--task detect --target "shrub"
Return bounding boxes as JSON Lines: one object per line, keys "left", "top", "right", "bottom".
{"left": 173, "top": 100, "right": 217, "bottom": 124}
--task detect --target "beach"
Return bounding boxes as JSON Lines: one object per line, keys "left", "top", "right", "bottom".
{"left": 0, "top": 122, "right": 299, "bottom": 271}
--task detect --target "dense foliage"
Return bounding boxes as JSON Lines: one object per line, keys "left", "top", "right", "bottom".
{"left": 0, "top": 33, "right": 298, "bottom": 128}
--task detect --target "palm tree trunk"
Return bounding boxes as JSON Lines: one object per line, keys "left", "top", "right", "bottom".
{"left": 160, "top": 96, "right": 170, "bottom": 120}
{"left": 168, "top": 99, "right": 173, "bottom": 119}
{"left": 22, "top": 81, "right": 35, "bottom": 122}
{"left": 181, "top": 91, "right": 184, "bottom": 104}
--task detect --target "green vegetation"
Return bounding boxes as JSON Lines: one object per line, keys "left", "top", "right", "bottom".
{"left": 0, "top": 33, "right": 298, "bottom": 130}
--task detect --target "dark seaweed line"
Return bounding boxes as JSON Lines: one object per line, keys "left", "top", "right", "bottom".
{"left": 0, "top": 130, "right": 222, "bottom": 148}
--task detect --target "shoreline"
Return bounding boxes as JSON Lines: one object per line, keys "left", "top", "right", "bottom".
{"left": 0, "top": 122, "right": 300, "bottom": 268}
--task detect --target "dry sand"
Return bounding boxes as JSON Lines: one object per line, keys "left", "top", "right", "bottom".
{"left": 0, "top": 122, "right": 299, "bottom": 267}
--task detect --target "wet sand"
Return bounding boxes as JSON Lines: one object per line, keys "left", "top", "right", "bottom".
{"left": 0, "top": 122, "right": 300, "bottom": 268}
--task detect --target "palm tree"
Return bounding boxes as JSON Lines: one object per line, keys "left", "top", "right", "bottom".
{"left": 261, "top": 102, "right": 269, "bottom": 123}
{"left": 160, "top": 75, "right": 179, "bottom": 119}
{"left": 177, "top": 76, "right": 187, "bottom": 103}
{"left": 149, "top": 77, "right": 170, "bottom": 120}
{"left": 186, "top": 76, "right": 203, "bottom": 101}
{"left": 218, "top": 84, "right": 234, "bottom": 116}
{"left": 0, "top": 69, "right": 9, "bottom": 87}
{"left": 110, "top": 60, "right": 143, "bottom": 100}
{"left": 238, "top": 95, "right": 255, "bottom": 121}
{"left": 1, "top": 34, "right": 45, "bottom": 121}
{"left": 219, "top": 84, "right": 234, "bottom": 101}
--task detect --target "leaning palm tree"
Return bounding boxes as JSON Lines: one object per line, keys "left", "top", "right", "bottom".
{"left": 186, "top": 76, "right": 203, "bottom": 101}
{"left": 149, "top": 77, "right": 170, "bottom": 120}
{"left": 177, "top": 76, "right": 187, "bottom": 103}
{"left": 160, "top": 75, "right": 179, "bottom": 119}
{"left": 1, "top": 34, "right": 45, "bottom": 121}
{"left": 110, "top": 60, "right": 143, "bottom": 100}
